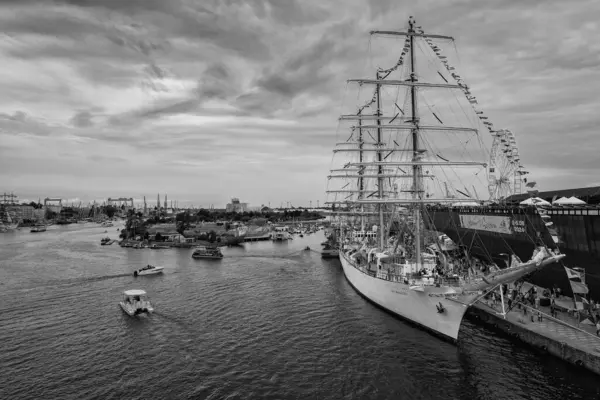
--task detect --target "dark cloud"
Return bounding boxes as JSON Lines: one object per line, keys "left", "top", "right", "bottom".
{"left": 70, "top": 110, "right": 93, "bottom": 127}
{"left": 0, "top": 112, "right": 54, "bottom": 137}
{"left": 0, "top": 111, "right": 28, "bottom": 122}
{"left": 196, "top": 63, "right": 235, "bottom": 100}
{"left": 260, "top": 0, "right": 331, "bottom": 26}
{"left": 238, "top": 27, "right": 356, "bottom": 115}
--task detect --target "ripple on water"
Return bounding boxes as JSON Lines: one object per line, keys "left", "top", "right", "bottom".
{"left": 1, "top": 227, "right": 600, "bottom": 400}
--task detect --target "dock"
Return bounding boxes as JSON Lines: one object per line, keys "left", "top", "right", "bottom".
{"left": 468, "top": 283, "right": 600, "bottom": 375}
{"left": 243, "top": 234, "right": 271, "bottom": 242}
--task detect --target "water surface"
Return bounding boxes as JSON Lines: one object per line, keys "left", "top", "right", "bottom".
{"left": 1, "top": 224, "right": 598, "bottom": 399}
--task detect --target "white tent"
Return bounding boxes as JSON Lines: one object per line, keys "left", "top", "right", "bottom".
{"left": 566, "top": 196, "right": 586, "bottom": 205}
{"left": 520, "top": 197, "right": 551, "bottom": 206}
{"left": 552, "top": 196, "right": 570, "bottom": 205}
{"left": 552, "top": 196, "right": 586, "bottom": 205}
{"left": 451, "top": 201, "right": 480, "bottom": 207}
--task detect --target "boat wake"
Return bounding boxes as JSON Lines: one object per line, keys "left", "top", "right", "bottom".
{"left": 7, "top": 273, "right": 134, "bottom": 293}
{"left": 152, "top": 311, "right": 196, "bottom": 333}
{"left": 228, "top": 249, "right": 313, "bottom": 260}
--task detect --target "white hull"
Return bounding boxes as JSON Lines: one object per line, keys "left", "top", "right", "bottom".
{"left": 135, "top": 267, "right": 164, "bottom": 276}
{"left": 119, "top": 302, "right": 154, "bottom": 316}
{"left": 340, "top": 252, "right": 468, "bottom": 341}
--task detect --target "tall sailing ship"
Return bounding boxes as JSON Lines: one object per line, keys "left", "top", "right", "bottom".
{"left": 0, "top": 209, "right": 18, "bottom": 232}
{"left": 326, "top": 17, "right": 565, "bottom": 341}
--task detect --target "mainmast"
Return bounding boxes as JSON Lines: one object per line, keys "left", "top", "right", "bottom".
{"left": 358, "top": 109, "right": 365, "bottom": 232}
{"left": 408, "top": 17, "right": 422, "bottom": 266}
{"left": 375, "top": 71, "right": 385, "bottom": 249}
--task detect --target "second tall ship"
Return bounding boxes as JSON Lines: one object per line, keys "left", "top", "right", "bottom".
{"left": 326, "top": 17, "right": 564, "bottom": 341}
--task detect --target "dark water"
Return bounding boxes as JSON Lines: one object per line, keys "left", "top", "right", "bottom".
{"left": 1, "top": 224, "right": 598, "bottom": 399}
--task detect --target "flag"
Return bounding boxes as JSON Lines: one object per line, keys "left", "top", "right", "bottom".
{"left": 525, "top": 181, "right": 537, "bottom": 188}
{"left": 564, "top": 266, "right": 582, "bottom": 281}
{"left": 574, "top": 294, "right": 590, "bottom": 311}
{"left": 571, "top": 281, "right": 589, "bottom": 294}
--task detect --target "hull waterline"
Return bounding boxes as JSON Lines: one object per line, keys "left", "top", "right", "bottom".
{"left": 339, "top": 252, "right": 468, "bottom": 342}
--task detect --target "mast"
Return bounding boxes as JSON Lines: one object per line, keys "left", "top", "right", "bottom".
{"left": 358, "top": 109, "right": 365, "bottom": 232}
{"left": 375, "top": 71, "right": 385, "bottom": 249}
{"left": 409, "top": 17, "right": 422, "bottom": 266}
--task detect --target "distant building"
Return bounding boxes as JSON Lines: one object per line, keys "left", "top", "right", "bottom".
{"left": 3, "top": 205, "right": 26, "bottom": 221}
{"left": 226, "top": 198, "right": 248, "bottom": 213}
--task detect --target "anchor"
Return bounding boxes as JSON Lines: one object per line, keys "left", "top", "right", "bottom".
{"left": 436, "top": 302, "right": 446, "bottom": 314}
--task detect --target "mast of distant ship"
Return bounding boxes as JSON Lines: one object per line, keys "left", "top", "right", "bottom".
{"left": 408, "top": 17, "right": 422, "bottom": 266}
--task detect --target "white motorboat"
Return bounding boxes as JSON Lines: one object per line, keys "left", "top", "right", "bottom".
{"left": 133, "top": 264, "right": 164, "bottom": 277}
{"left": 119, "top": 289, "right": 154, "bottom": 316}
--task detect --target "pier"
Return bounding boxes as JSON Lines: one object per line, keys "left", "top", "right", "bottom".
{"left": 243, "top": 234, "right": 271, "bottom": 242}
{"left": 468, "top": 283, "right": 600, "bottom": 375}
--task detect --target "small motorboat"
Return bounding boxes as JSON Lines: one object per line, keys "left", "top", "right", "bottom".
{"left": 133, "top": 264, "right": 164, "bottom": 277}
{"left": 119, "top": 289, "right": 154, "bottom": 316}
{"left": 30, "top": 225, "right": 47, "bottom": 233}
{"left": 101, "top": 237, "right": 111, "bottom": 245}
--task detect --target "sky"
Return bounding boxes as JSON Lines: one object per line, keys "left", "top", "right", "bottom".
{"left": 1, "top": 0, "right": 599, "bottom": 208}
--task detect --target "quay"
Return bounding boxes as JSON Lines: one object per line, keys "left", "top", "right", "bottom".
{"left": 467, "top": 282, "right": 600, "bottom": 376}
{"left": 243, "top": 234, "right": 271, "bottom": 242}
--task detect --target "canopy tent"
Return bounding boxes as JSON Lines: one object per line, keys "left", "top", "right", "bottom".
{"left": 552, "top": 196, "right": 570, "bottom": 205}
{"left": 519, "top": 197, "right": 551, "bottom": 206}
{"left": 451, "top": 201, "right": 480, "bottom": 207}
{"left": 567, "top": 196, "right": 586, "bottom": 204}
{"left": 552, "top": 196, "right": 586, "bottom": 205}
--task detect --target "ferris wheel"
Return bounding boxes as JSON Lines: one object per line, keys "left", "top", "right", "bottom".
{"left": 488, "top": 129, "right": 523, "bottom": 201}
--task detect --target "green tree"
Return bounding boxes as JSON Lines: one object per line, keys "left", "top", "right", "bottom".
{"left": 207, "top": 230, "right": 217, "bottom": 243}
{"left": 105, "top": 205, "right": 118, "bottom": 218}
{"left": 176, "top": 220, "right": 187, "bottom": 235}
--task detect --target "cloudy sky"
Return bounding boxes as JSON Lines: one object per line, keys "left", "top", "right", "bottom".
{"left": 1, "top": 0, "right": 599, "bottom": 208}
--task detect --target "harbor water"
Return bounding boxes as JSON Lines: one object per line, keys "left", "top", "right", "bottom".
{"left": 1, "top": 223, "right": 599, "bottom": 399}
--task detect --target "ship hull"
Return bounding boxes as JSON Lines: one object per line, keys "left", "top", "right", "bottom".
{"left": 425, "top": 206, "right": 600, "bottom": 300}
{"left": 339, "top": 252, "right": 468, "bottom": 342}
